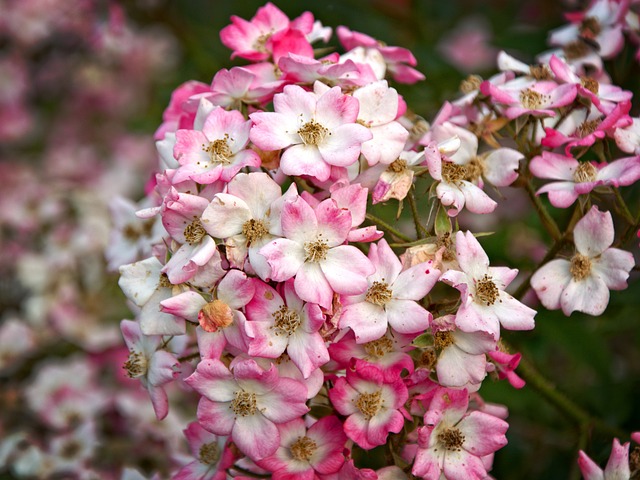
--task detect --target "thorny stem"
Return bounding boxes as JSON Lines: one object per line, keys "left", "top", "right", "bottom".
{"left": 365, "top": 213, "right": 413, "bottom": 243}
{"left": 407, "top": 191, "right": 428, "bottom": 239}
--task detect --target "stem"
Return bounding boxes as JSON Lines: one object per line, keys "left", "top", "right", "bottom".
{"left": 524, "top": 180, "right": 562, "bottom": 241}
{"left": 365, "top": 213, "right": 413, "bottom": 243}
{"left": 229, "top": 465, "right": 271, "bottom": 478}
{"left": 407, "top": 191, "right": 428, "bottom": 239}
{"left": 512, "top": 347, "right": 626, "bottom": 439}
{"left": 177, "top": 352, "right": 200, "bottom": 363}
{"left": 612, "top": 187, "right": 636, "bottom": 226}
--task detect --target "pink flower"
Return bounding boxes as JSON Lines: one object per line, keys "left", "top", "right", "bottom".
{"left": 329, "top": 362, "right": 409, "bottom": 450}
{"left": 531, "top": 206, "right": 634, "bottom": 316}
{"left": 578, "top": 438, "right": 631, "bottom": 480}
{"left": 186, "top": 357, "right": 309, "bottom": 461}
{"left": 245, "top": 279, "right": 329, "bottom": 379}
{"left": 219, "top": 2, "right": 314, "bottom": 62}
{"left": 530, "top": 152, "right": 640, "bottom": 208}
{"left": 411, "top": 388, "right": 508, "bottom": 479}
{"left": 339, "top": 238, "right": 440, "bottom": 343}
{"left": 440, "top": 231, "right": 536, "bottom": 338}
{"left": 256, "top": 416, "right": 347, "bottom": 478}
{"left": 120, "top": 319, "right": 180, "bottom": 420}
{"left": 486, "top": 349, "right": 525, "bottom": 389}
{"left": 249, "top": 84, "right": 372, "bottom": 182}
{"left": 173, "top": 106, "right": 260, "bottom": 185}
{"left": 614, "top": 117, "right": 640, "bottom": 154}
{"left": 259, "top": 195, "right": 375, "bottom": 309}
{"left": 174, "top": 422, "right": 235, "bottom": 480}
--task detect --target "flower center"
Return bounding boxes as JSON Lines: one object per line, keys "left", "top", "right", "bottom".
{"left": 573, "top": 162, "right": 598, "bottom": 183}
{"left": 290, "top": 436, "right": 318, "bottom": 462}
{"left": 365, "top": 281, "right": 393, "bottom": 306}
{"left": 419, "top": 348, "right": 437, "bottom": 369}
{"left": 529, "top": 65, "right": 552, "bottom": 81}
{"left": 459, "top": 74, "right": 482, "bottom": 94}
{"left": 298, "top": 120, "right": 329, "bottom": 146}
{"left": 434, "top": 331, "right": 454, "bottom": 350}
{"left": 304, "top": 238, "right": 329, "bottom": 262}
{"left": 438, "top": 426, "right": 465, "bottom": 451}
{"left": 475, "top": 274, "right": 499, "bottom": 306}
{"left": 580, "top": 76, "right": 599, "bottom": 95}
{"left": 202, "top": 135, "right": 233, "bottom": 165}
{"left": 157, "top": 272, "right": 172, "bottom": 289}
{"left": 570, "top": 253, "right": 592, "bottom": 281}
{"left": 441, "top": 161, "right": 467, "bottom": 185}
{"left": 388, "top": 159, "right": 408, "bottom": 173}
{"left": 199, "top": 299, "right": 234, "bottom": 332}
{"left": 519, "top": 88, "right": 550, "bottom": 109}
{"left": 464, "top": 156, "right": 485, "bottom": 182}
{"left": 124, "top": 351, "right": 147, "bottom": 378}
{"left": 60, "top": 440, "right": 82, "bottom": 459}
{"left": 253, "top": 32, "right": 272, "bottom": 53}
{"left": 577, "top": 119, "right": 600, "bottom": 138}
{"left": 580, "top": 17, "right": 601, "bottom": 39}
{"left": 242, "top": 218, "right": 269, "bottom": 246}
{"left": 355, "top": 390, "right": 383, "bottom": 420}
{"left": 272, "top": 305, "right": 301, "bottom": 336}
{"left": 184, "top": 219, "right": 206, "bottom": 245}
{"left": 230, "top": 391, "right": 257, "bottom": 417}
{"left": 199, "top": 442, "right": 220, "bottom": 465}
{"left": 564, "top": 40, "right": 590, "bottom": 60}
{"left": 363, "top": 337, "right": 394, "bottom": 358}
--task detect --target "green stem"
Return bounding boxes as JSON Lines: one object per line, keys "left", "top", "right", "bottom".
{"left": 524, "top": 180, "right": 562, "bottom": 241}
{"left": 512, "top": 348, "right": 626, "bottom": 439}
{"left": 229, "top": 465, "right": 271, "bottom": 478}
{"left": 512, "top": 237, "right": 566, "bottom": 300}
{"left": 407, "top": 191, "right": 428, "bottom": 239}
{"left": 612, "top": 187, "right": 636, "bottom": 226}
{"left": 365, "top": 213, "right": 413, "bottom": 243}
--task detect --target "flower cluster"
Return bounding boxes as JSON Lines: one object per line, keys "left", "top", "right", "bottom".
{"left": 115, "top": 1, "right": 639, "bottom": 478}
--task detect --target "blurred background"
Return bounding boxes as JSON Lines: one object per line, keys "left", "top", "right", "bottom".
{"left": 0, "top": 0, "right": 638, "bottom": 478}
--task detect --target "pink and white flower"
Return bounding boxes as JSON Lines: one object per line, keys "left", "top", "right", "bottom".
{"left": 530, "top": 152, "right": 640, "bottom": 208}
{"left": 531, "top": 206, "right": 635, "bottom": 316}
{"left": 249, "top": 83, "right": 372, "bottom": 182}
{"left": 256, "top": 416, "right": 347, "bottom": 478}
{"left": 440, "top": 231, "right": 536, "bottom": 338}
{"left": 259, "top": 195, "right": 375, "bottom": 309}
{"left": 185, "top": 357, "right": 309, "bottom": 460}
{"left": 339, "top": 238, "right": 440, "bottom": 343}
{"left": 174, "top": 422, "right": 235, "bottom": 480}
{"left": 329, "top": 362, "right": 409, "bottom": 450}
{"left": 411, "top": 388, "right": 508, "bottom": 479}
{"left": 578, "top": 438, "right": 631, "bottom": 480}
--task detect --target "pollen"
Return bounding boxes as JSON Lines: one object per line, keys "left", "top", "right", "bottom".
{"left": 475, "top": 274, "right": 499, "bottom": 306}
{"left": 519, "top": 88, "right": 549, "bottom": 109}
{"left": 438, "top": 426, "right": 465, "bottom": 451}
{"left": 573, "top": 162, "right": 598, "bottom": 183}
{"left": 576, "top": 119, "right": 600, "bottom": 138}
{"left": 579, "top": 16, "right": 601, "bottom": 39}
{"left": 419, "top": 348, "right": 437, "bottom": 370}
{"left": 202, "top": 135, "right": 233, "bottom": 165}
{"left": 564, "top": 40, "right": 590, "bottom": 60}
{"left": 570, "top": 253, "right": 592, "bottom": 281}
{"left": 388, "top": 158, "right": 408, "bottom": 173}
{"left": 242, "top": 218, "right": 269, "bottom": 246}
{"left": 364, "top": 337, "right": 394, "bottom": 358}
{"left": 199, "top": 442, "right": 220, "bottom": 465}
{"left": 365, "top": 281, "right": 393, "bottom": 306}
{"left": 304, "top": 237, "right": 329, "bottom": 262}
{"left": 157, "top": 272, "right": 172, "bottom": 289}
{"left": 199, "top": 299, "right": 234, "bottom": 332}
{"left": 253, "top": 32, "right": 272, "bottom": 53}
{"left": 441, "top": 161, "right": 467, "bottom": 185}
{"left": 184, "top": 219, "right": 206, "bottom": 245}
{"left": 355, "top": 390, "right": 383, "bottom": 420}
{"left": 459, "top": 74, "right": 482, "bottom": 94}
{"left": 272, "top": 305, "right": 301, "bottom": 336}
{"left": 290, "top": 436, "right": 318, "bottom": 462}
{"left": 464, "top": 156, "right": 485, "bottom": 182}
{"left": 434, "top": 331, "right": 455, "bottom": 350}
{"left": 124, "top": 351, "right": 147, "bottom": 378}
{"left": 529, "top": 64, "right": 553, "bottom": 81}
{"left": 298, "top": 120, "right": 329, "bottom": 146}
{"left": 230, "top": 391, "right": 257, "bottom": 417}
{"left": 580, "top": 76, "right": 599, "bottom": 94}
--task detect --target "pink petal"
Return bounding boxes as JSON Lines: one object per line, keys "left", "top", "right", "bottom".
{"left": 536, "top": 181, "right": 579, "bottom": 208}
{"left": 201, "top": 194, "right": 252, "bottom": 238}
{"left": 295, "top": 262, "right": 334, "bottom": 309}
{"left": 232, "top": 414, "right": 279, "bottom": 460}
{"left": 339, "top": 301, "right": 388, "bottom": 344}
{"left": 197, "top": 397, "right": 235, "bottom": 436}
{"left": 318, "top": 123, "right": 372, "bottom": 167}
{"left": 459, "top": 181, "right": 497, "bottom": 214}
{"left": 322, "top": 245, "right": 374, "bottom": 295}
{"left": 560, "top": 275, "right": 610, "bottom": 316}
{"left": 385, "top": 299, "right": 432, "bottom": 335}
{"left": 593, "top": 248, "right": 634, "bottom": 290}
{"left": 531, "top": 259, "right": 572, "bottom": 311}
{"left": 529, "top": 152, "right": 577, "bottom": 181}
{"left": 260, "top": 238, "right": 305, "bottom": 282}
{"left": 457, "top": 410, "right": 509, "bottom": 456}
